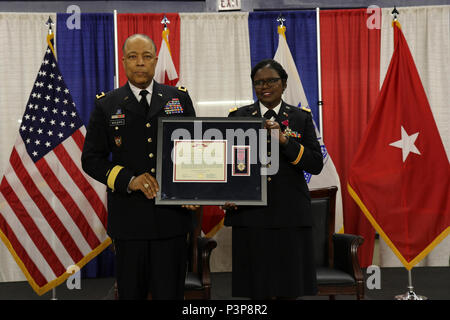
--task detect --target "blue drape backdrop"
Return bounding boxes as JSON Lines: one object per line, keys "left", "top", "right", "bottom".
{"left": 56, "top": 13, "right": 115, "bottom": 126}
{"left": 56, "top": 13, "right": 116, "bottom": 278}
{"left": 248, "top": 11, "right": 320, "bottom": 129}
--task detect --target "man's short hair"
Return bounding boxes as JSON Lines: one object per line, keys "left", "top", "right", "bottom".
{"left": 122, "top": 34, "right": 157, "bottom": 54}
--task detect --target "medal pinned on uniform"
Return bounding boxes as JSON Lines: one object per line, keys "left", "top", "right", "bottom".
{"left": 281, "top": 120, "right": 302, "bottom": 139}
{"left": 114, "top": 136, "right": 122, "bottom": 147}
{"left": 232, "top": 146, "right": 250, "bottom": 176}
{"left": 164, "top": 98, "right": 184, "bottom": 114}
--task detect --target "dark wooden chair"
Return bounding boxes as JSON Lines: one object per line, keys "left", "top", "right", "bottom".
{"left": 184, "top": 206, "right": 217, "bottom": 299}
{"left": 310, "top": 186, "right": 365, "bottom": 300}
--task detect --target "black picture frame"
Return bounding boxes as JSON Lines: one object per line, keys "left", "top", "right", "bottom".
{"left": 155, "top": 117, "right": 267, "bottom": 205}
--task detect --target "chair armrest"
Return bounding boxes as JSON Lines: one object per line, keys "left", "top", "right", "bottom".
{"left": 332, "top": 233, "right": 364, "bottom": 281}
{"left": 197, "top": 236, "right": 217, "bottom": 286}
{"left": 197, "top": 236, "right": 218, "bottom": 253}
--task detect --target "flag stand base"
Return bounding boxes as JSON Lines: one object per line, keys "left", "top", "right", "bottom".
{"left": 395, "top": 286, "right": 427, "bottom": 300}
{"left": 394, "top": 269, "right": 427, "bottom": 300}
{"left": 50, "top": 288, "right": 58, "bottom": 300}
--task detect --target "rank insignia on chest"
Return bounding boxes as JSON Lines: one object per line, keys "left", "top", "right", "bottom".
{"left": 164, "top": 98, "right": 184, "bottom": 114}
{"left": 114, "top": 136, "right": 122, "bottom": 147}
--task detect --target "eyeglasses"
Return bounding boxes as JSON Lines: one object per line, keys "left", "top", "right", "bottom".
{"left": 253, "top": 78, "right": 281, "bottom": 88}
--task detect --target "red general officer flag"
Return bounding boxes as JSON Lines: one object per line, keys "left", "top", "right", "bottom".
{"left": 348, "top": 21, "right": 450, "bottom": 270}
{"left": 202, "top": 205, "right": 225, "bottom": 238}
{"left": 117, "top": 13, "right": 181, "bottom": 87}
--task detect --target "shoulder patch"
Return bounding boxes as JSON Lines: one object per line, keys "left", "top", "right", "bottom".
{"left": 229, "top": 107, "right": 238, "bottom": 113}
{"left": 96, "top": 92, "right": 105, "bottom": 99}
{"left": 178, "top": 86, "right": 187, "bottom": 92}
{"left": 300, "top": 106, "right": 311, "bottom": 113}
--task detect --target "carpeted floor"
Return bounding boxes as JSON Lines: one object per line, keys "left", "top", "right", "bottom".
{"left": 0, "top": 267, "right": 448, "bottom": 300}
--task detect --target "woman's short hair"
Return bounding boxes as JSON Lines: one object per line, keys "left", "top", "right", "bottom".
{"left": 250, "top": 59, "right": 288, "bottom": 82}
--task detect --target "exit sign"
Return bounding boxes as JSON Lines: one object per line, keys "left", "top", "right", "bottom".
{"left": 218, "top": 0, "right": 241, "bottom": 11}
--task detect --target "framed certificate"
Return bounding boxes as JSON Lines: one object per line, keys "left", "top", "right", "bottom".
{"left": 173, "top": 140, "right": 227, "bottom": 182}
{"left": 155, "top": 117, "right": 267, "bottom": 205}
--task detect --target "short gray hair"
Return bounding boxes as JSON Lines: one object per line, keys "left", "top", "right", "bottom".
{"left": 122, "top": 34, "right": 157, "bottom": 54}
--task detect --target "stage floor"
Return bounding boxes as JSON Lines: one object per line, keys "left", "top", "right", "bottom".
{"left": 0, "top": 267, "right": 448, "bottom": 300}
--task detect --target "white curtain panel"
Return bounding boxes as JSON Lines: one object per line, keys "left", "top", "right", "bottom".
{"left": 208, "top": 222, "right": 233, "bottom": 272}
{"left": 179, "top": 12, "right": 254, "bottom": 117}
{"left": 0, "top": 13, "right": 57, "bottom": 282}
{"left": 179, "top": 12, "right": 254, "bottom": 272}
{"left": 378, "top": 6, "right": 450, "bottom": 268}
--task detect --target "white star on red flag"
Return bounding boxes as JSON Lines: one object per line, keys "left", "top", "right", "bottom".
{"left": 389, "top": 126, "right": 421, "bottom": 162}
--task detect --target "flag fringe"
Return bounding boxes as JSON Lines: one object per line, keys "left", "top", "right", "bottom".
{"left": 347, "top": 183, "right": 450, "bottom": 270}
{"left": 277, "top": 25, "right": 287, "bottom": 40}
{"left": 0, "top": 227, "right": 112, "bottom": 296}
{"left": 46, "top": 33, "right": 56, "bottom": 57}
{"left": 162, "top": 28, "right": 173, "bottom": 58}
{"left": 205, "top": 217, "right": 224, "bottom": 238}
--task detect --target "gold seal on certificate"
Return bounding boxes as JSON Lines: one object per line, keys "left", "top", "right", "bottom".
{"left": 173, "top": 140, "right": 227, "bottom": 182}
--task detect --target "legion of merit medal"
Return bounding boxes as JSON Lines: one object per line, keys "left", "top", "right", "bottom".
{"left": 237, "top": 148, "right": 246, "bottom": 171}
{"left": 232, "top": 145, "right": 250, "bottom": 176}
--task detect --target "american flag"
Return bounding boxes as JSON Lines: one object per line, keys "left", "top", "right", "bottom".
{"left": 0, "top": 34, "right": 110, "bottom": 295}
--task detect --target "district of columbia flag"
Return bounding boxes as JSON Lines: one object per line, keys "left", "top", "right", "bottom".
{"left": 0, "top": 33, "right": 111, "bottom": 295}
{"left": 274, "top": 24, "right": 344, "bottom": 233}
{"left": 348, "top": 21, "right": 450, "bottom": 270}
{"left": 154, "top": 27, "right": 179, "bottom": 86}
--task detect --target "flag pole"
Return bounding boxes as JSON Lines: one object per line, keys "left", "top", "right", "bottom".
{"left": 46, "top": 17, "right": 59, "bottom": 301}
{"left": 45, "top": 16, "right": 54, "bottom": 35}
{"left": 51, "top": 288, "right": 58, "bottom": 300}
{"left": 387, "top": 8, "right": 426, "bottom": 301}
{"left": 394, "top": 269, "right": 427, "bottom": 300}
{"left": 315, "top": 7, "right": 323, "bottom": 137}
{"left": 113, "top": 9, "right": 119, "bottom": 89}
{"left": 161, "top": 14, "right": 170, "bottom": 31}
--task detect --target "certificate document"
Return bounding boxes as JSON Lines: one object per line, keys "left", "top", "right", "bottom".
{"left": 173, "top": 140, "right": 227, "bottom": 182}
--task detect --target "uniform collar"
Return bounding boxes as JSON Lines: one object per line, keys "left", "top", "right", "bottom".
{"left": 259, "top": 100, "right": 282, "bottom": 119}
{"left": 128, "top": 80, "right": 154, "bottom": 104}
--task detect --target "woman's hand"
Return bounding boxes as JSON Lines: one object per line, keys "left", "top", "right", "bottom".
{"left": 264, "top": 119, "right": 288, "bottom": 145}
{"left": 221, "top": 202, "right": 238, "bottom": 211}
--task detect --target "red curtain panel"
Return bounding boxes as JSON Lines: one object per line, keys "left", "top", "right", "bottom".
{"left": 320, "top": 9, "right": 381, "bottom": 267}
{"left": 117, "top": 13, "right": 181, "bottom": 87}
